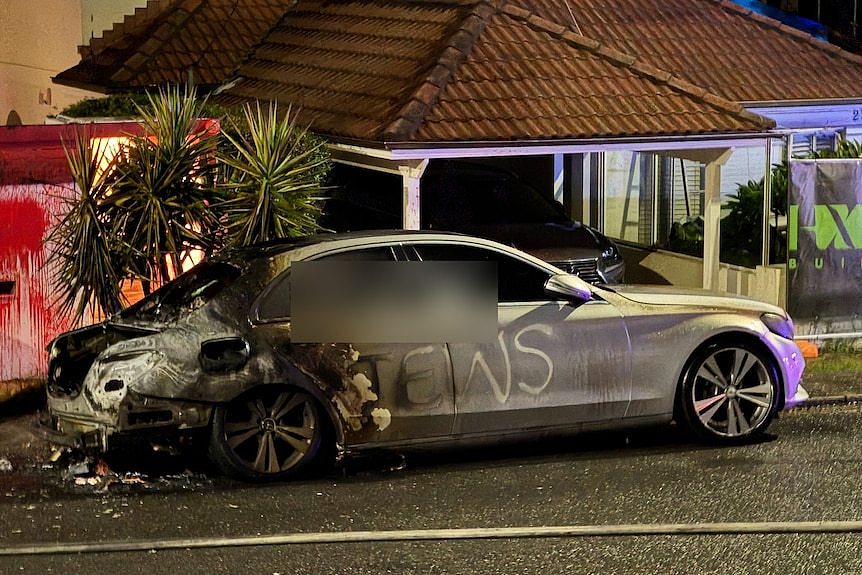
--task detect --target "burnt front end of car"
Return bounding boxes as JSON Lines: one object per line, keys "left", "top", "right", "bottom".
{"left": 40, "top": 323, "right": 212, "bottom": 451}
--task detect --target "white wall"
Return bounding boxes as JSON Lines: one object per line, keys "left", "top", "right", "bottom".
{"left": 1, "top": 1, "right": 91, "bottom": 124}
{"left": 720, "top": 146, "right": 767, "bottom": 201}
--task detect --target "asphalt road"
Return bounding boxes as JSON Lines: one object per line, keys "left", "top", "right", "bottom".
{"left": 2, "top": 404, "right": 862, "bottom": 574}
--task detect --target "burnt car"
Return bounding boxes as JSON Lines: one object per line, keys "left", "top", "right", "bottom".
{"left": 41, "top": 231, "right": 806, "bottom": 481}
{"left": 322, "top": 161, "right": 625, "bottom": 283}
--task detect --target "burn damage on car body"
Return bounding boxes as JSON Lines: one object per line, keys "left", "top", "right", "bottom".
{"left": 41, "top": 248, "right": 388, "bottom": 457}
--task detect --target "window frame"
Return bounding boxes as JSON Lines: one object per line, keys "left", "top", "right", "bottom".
{"left": 251, "top": 243, "right": 406, "bottom": 324}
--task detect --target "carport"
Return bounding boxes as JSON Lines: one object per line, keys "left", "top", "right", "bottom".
{"left": 211, "top": 1, "right": 775, "bottom": 292}
{"left": 328, "top": 142, "right": 758, "bottom": 293}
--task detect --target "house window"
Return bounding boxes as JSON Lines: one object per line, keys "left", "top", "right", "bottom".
{"left": 792, "top": 130, "right": 841, "bottom": 156}
{"left": 600, "top": 151, "right": 656, "bottom": 245}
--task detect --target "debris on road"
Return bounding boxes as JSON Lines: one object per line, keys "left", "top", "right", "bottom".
{"left": 67, "top": 459, "right": 92, "bottom": 477}
{"left": 0, "top": 457, "right": 12, "bottom": 472}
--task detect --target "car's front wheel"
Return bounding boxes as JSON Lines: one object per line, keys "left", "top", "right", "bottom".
{"left": 678, "top": 343, "right": 781, "bottom": 444}
{"left": 208, "top": 386, "right": 324, "bottom": 481}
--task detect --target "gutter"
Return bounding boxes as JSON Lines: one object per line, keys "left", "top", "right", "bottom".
{"left": 327, "top": 131, "right": 782, "bottom": 161}
{"left": 742, "top": 98, "right": 862, "bottom": 108}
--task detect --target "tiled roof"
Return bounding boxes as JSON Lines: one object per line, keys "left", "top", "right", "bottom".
{"left": 218, "top": 0, "right": 772, "bottom": 143}
{"left": 59, "top": 0, "right": 862, "bottom": 143}
{"left": 515, "top": 0, "right": 862, "bottom": 103}
{"left": 54, "top": 0, "right": 295, "bottom": 92}
{"left": 406, "top": 5, "right": 774, "bottom": 142}
{"left": 216, "top": 0, "right": 477, "bottom": 140}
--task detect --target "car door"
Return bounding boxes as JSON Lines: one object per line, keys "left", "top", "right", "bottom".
{"left": 254, "top": 244, "right": 455, "bottom": 443}
{"left": 408, "top": 241, "right": 631, "bottom": 435}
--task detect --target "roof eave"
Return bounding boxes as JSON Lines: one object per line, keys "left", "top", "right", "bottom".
{"left": 386, "top": 131, "right": 780, "bottom": 149}
{"left": 743, "top": 97, "right": 862, "bottom": 107}
{"left": 327, "top": 131, "right": 781, "bottom": 161}
{"left": 51, "top": 73, "right": 113, "bottom": 95}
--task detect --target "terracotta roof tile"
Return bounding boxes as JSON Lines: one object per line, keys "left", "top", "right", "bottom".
{"left": 216, "top": 0, "right": 470, "bottom": 141}
{"left": 55, "top": 0, "right": 809, "bottom": 145}
{"left": 513, "top": 0, "right": 862, "bottom": 102}
{"left": 411, "top": 8, "right": 772, "bottom": 142}
{"left": 56, "top": 0, "right": 297, "bottom": 92}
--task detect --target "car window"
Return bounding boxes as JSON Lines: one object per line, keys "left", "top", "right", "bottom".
{"left": 256, "top": 246, "right": 397, "bottom": 321}
{"left": 411, "top": 243, "right": 551, "bottom": 303}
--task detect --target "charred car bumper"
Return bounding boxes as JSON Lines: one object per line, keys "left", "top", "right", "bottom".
{"left": 39, "top": 390, "right": 213, "bottom": 451}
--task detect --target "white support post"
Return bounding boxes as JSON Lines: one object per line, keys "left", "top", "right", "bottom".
{"left": 761, "top": 141, "right": 773, "bottom": 267}
{"left": 702, "top": 149, "right": 732, "bottom": 291}
{"left": 553, "top": 154, "right": 564, "bottom": 205}
{"left": 399, "top": 159, "right": 429, "bottom": 230}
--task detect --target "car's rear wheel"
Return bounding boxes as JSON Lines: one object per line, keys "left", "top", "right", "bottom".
{"left": 678, "top": 343, "right": 781, "bottom": 444}
{"left": 208, "top": 386, "right": 324, "bottom": 481}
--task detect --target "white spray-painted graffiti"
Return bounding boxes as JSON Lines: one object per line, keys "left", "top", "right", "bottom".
{"left": 351, "top": 324, "right": 556, "bottom": 431}
{"left": 466, "top": 324, "right": 554, "bottom": 404}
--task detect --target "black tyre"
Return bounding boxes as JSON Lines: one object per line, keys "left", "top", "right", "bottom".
{"left": 209, "top": 386, "right": 324, "bottom": 481}
{"left": 678, "top": 343, "right": 781, "bottom": 444}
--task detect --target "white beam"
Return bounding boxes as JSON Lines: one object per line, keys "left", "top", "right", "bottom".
{"left": 328, "top": 137, "right": 775, "bottom": 162}
{"left": 702, "top": 149, "right": 733, "bottom": 290}
{"left": 329, "top": 148, "right": 404, "bottom": 175}
{"left": 762, "top": 141, "right": 773, "bottom": 267}
{"left": 652, "top": 148, "right": 739, "bottom": 164}
{"left": 399, "top": 159, "right": 428, "bottom": 230}
{"left": 553, "top": 154, "right": 564, "bottom": 204}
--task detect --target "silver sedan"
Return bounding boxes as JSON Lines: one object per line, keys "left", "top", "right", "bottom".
{"left": 41, "top": 231, "right": 806, "bottom": 481}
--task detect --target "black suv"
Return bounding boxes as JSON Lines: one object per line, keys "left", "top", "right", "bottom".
{"left": 322, "top": 161, "right": 624, "bottom": 283}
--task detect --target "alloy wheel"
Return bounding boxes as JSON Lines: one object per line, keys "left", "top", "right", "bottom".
{"left": 682, "top": 345, "right": 779, "bottom": 441}
{"left": 211, "top": 387, "right": 321, "bottom": 479}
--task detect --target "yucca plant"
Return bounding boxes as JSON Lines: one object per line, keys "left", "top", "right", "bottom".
{"left": 108, "top": 85, "right": 220, "bottom": 287}
{"left": 217, "top": 101, "right": 329, "bottom": 247}
{"left": 47, "top": 128, "right": 124, "bottom": 322}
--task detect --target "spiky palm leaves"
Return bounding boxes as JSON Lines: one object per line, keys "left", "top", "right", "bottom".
{"left": 218, "top": 102, "right": 328, "bottom": 247}
{"left": 51, "top": 91, "right": 330, "bottom": 324}
{"left": 111, "top": 86, "right": 220, "bottom": 282}
{"left": 50, "top": 87, "right": 221, "bottom": 323}
{"left": 48, "top": 129, "right": 124, "bottom": 321}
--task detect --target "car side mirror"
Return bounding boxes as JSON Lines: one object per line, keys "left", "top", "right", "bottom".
{"left": 544, "top": 274, "right": 593, "bottom": 303}
{"left": 200, "top": 337, "right": 250, "bottom": 373}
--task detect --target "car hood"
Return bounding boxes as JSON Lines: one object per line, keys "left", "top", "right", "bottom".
{"left": 610, "top": 285, "right": 787, "bottom": 316}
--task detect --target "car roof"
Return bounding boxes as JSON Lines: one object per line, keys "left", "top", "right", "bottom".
{"left": 224, "top": 229, "right": 472, "bottom": 258}
{"left": 218, "top": 229, "right": 565, "bottom": 274}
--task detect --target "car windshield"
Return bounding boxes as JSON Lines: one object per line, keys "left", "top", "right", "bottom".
{"left": 117, "top": 261, "right": 241, "bottom": 323}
